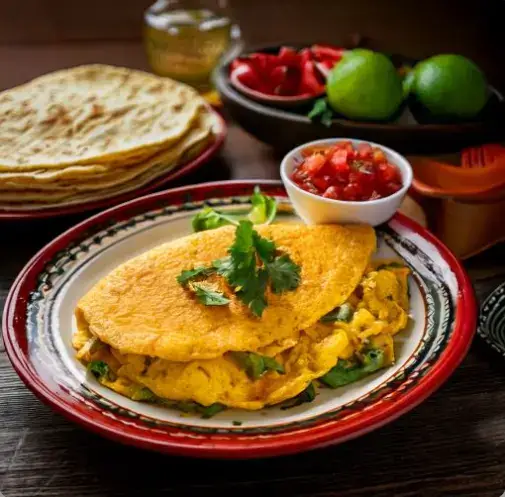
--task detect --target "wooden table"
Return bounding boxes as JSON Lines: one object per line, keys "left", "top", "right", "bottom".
{"left": 1, "top": 118, "right": 505, "bottom": 497}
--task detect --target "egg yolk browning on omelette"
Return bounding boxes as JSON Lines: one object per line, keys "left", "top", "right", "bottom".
{"left": 74, "top": 261, "right": 410, "bottom": 414}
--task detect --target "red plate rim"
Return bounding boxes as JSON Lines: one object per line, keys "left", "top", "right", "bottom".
{"left": 2, "top": 180, "right": 477, "bottom": 458}
{"left": 0, "top": 108, "right": 226, "bottom": 221}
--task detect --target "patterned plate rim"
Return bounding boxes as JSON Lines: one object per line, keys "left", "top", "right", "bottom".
{"left": 0, "top": 107, "right": 226, "bottom": 221}
{"left": 2, "top": 180, "right": 477, "bottom": 458}
{"left": 477, "top": 281, "right": 505, "bottom": 357}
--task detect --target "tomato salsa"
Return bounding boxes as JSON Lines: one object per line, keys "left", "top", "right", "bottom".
{"left": 291, "top": 142, "right": 403, "bottom": 201}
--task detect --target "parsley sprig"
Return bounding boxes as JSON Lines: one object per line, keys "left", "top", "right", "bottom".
{"left": 192, "top": 187, "right": 277, "bottom": 233}
{"left": 177, "top": 220, "right": 301, "bottom": 317}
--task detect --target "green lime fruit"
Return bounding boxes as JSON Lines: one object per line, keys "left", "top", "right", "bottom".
{"left": 326, "top": 49, "right": 403, "bottom": 121}
{"left": 402, "top": 68, "right": 415, "bottom": 98}
{"left": 411, "top": 54, "right": 488, "bottom": 119}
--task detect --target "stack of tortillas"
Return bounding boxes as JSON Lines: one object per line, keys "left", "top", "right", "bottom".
{"left": 0, "top": 64, "right": 220, "bottom": 211}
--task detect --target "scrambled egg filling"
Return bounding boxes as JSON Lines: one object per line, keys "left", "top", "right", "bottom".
{"left": 74, "top": 262, "right": 410, "bottom": 412}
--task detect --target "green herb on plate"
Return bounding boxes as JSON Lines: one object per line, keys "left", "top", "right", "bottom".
{"left": 191, "top": 187, "right": 277, "bottom": 233}
{"left": 192, "top": 206, "right": 238, "bottom": 232}
{"left": 376, "top": 261, "right": 405, "bottom": 270}
{"left": 319, "top": 348, "right": 385, "bottom": 388}
{"left": 176, "top": 266, "right": 216, "bottom": 286}
{"left": 192, "top": 285, "right": 231, "bottom": 306}
{"left": 231, "top": 351, "right": 285, "bottom": 380}
{"left": 87, "top": 360, "right": 112, "bottom": 381}
{"left": 281, "top": 382, "right": 316, "bottom": 410}
{"left": 308, "top": 98, "right": 334, "bottom": 127}
{"left": 248, "top": 186, "right": 278, "bottom": 225}
{"left": 320, "top": 303, "right": 354, "bottom": 323}
{"left": 179, "top": 219, "right": 301, "bottom": 317}
{"left": 131, "top": 387, "right": 156, "bottom": 402}
{"left": 166, "top": 400, "right": 226, "bottom": 418}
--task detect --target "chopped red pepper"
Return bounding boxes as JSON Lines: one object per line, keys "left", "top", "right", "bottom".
{"left": 311, "top": 44, "right": 346, "bottom": 62}
{"left": 278, "top": 47, "right": 300, "bottom": 67}
{"left": 299, "top": 60, "right": 325, "bottom": 95}
{"left": 229, "top": 44, "right": 343, "bottom": 97}
{"left": 230, "top": 63, "right": 265, "bottom": 93}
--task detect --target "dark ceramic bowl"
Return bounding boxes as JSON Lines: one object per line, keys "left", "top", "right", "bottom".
{"left": 213, "top": 45, "right": 505, "bottom": 154}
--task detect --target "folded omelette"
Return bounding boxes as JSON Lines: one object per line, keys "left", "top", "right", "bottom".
{"left": 73, "top": 223, "right": 411, "bottom": 412}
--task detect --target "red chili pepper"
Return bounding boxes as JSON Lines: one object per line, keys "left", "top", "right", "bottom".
{"left": 299, "top": 60, "right": 325, "bottom": 95}
{"left": 311, "top": 44, "right": 346, "bottom": 62}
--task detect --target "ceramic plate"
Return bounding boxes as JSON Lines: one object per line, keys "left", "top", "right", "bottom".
{"left": 478, "top": 282, "right": 505, "bottom": 357}
{"left": 0, "top": 109, "right": 226, "bottom": 221}
{"left": 3, "top": 180, "right": 476, "bottom": 458}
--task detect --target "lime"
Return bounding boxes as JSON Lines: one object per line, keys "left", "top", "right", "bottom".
{"left": 326, "top": 49, "right": 403, "bottom": 121}
{"left": 401, "top": 68, "right": 415, "bottom": 98}
{"left": 411, "top": 54, "right": 488, "bottom": 118}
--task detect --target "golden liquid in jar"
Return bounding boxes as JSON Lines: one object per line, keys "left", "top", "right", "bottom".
{"left": 144, "top": 8, "right": 234, "bottom": 92}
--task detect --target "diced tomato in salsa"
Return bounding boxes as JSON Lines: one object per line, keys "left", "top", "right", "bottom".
{"left": 291, "top": 142, "right": 403, "bottom": 201}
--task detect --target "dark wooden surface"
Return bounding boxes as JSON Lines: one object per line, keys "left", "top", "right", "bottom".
{"left": 2, "top": 35, "right": 505, "bottom": 496}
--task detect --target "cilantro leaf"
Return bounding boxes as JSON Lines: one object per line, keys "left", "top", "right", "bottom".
{"left": 376, "top": 261, "right": 404, "bottom": 270}
{"left": 265, "top": 254, "right": 301, "bottom": 294}
{"left": 319, "top": 349, "right": 385, "bottom": 389}
{"left": 248, "top": 186, "right": 278, "bottom": 225}
{"left": 166, "top": 400, "right": 226, "bottom": 418}
{"left": 131, "top": 387, "right": 156, "bottom": 402}
{"left": 230, "top": 351, "right": 285, "bottom": 379}
{"left": 212, "top": 256, "right": 234, "bottom": 278}
{"left": 236, "top": 267, "right": 269, "bottom": 317}
{"left": 192, "top": 206, "right": 238, "bottom": 232}
{"left": 177, "top": 266, "right": 215, "bottom": 286}
{"left": 87, "top": 360, "right": 114, "bottom": 381}
{"left": 308, "top": 98, "right": 328, "bottom": 120}
{"left": 308, "top": 98, "right": 334, "bottom": 128}
{"left": 225, "top": 220, "right": 257, "bottom": 289}
{"left": 253, "top": 232, "right": 276, "bottom": 264}
{"left": 281, "top": 382, "right": 316, "bottom": 410}
{"left": 320, "top": 303, "right": 354, "bottom": 323}
{"left": 192, "top": 285, "right": 230, "bottom": 306}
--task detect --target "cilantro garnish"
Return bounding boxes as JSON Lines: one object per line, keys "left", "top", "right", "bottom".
{"left": 176, "top": 266, "right": 216, "bottom": 286}
{"left": 87, "top": 360, "right": 111, "bottom": 381}
{"left": 320, "top": 302, "right": 354, "bottom": 323}
{"left": 192, "top": 285, "right": 230, "bottom": 306}
{"left": 248, "top": 186, "right": 277, "bottom": 224}
{"left": 192, "top": 206, "right": 238, "bottom": 232}
{"left": 281, "top": 382, "right": 316, "bottom": 410}
{"left": 308, "top": 98, "right": 334, "bottom": 127}
{"left": 178, "top": 219, "right": 301, "bottom": 317}
{"left": 264, "top": 254, "right": 301, "bottom": 294}
{"left": 191, "top": 187, "right": 277, "bottom": 233}
{"left": 319, "top": 349, "right": 385, "bottom": 388}
{"left": 231, "top": 351, "right": 285, "bottom": 380}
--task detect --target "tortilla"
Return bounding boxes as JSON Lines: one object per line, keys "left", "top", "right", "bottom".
{"left": 75, "top": 224, "right": 376, "bottom": 362}
{"left": 0, "top": 135, "right": 211, "bottom": 210}
{"left": 0, "top": 113, "right": 215, "bottom": 196}
{"left": 0, "top": 110, "right": 216, "bottom": 189}
{"left": 0, "top": 64, "right": 205, "bottom": 170}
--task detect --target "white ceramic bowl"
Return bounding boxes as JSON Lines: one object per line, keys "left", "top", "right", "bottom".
{"left": 280, "top": 138, "right": 413, "bottom": 226}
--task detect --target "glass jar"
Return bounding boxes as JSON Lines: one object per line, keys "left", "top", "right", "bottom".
{"left": 143, "top": 0, "right": 241, "bottom": 93}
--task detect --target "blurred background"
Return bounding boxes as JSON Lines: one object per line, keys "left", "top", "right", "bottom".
{"left": 0, "top": 0, "right": 504, "bottom": 91}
